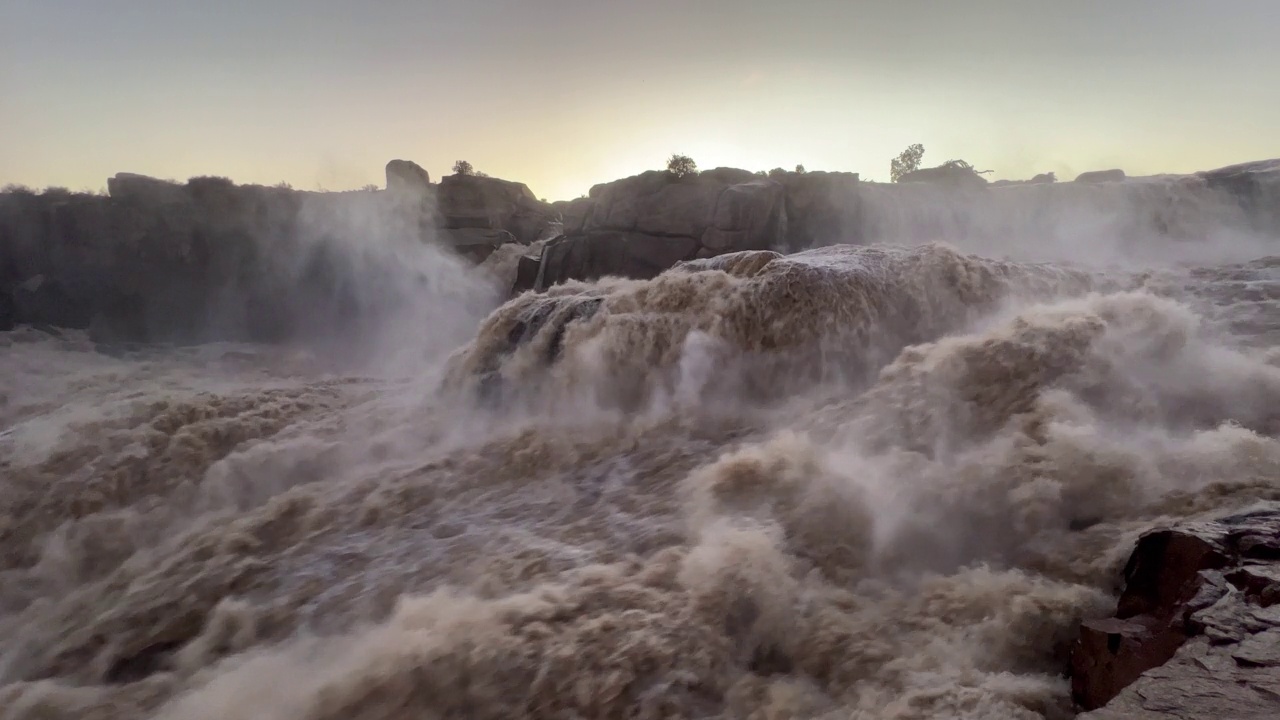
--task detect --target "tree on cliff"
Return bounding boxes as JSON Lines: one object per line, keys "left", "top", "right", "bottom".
{"left": 452, "top": 160, "right": 490, "bottom": 178}
{"left": 890, "top": 144, "right": 925, "bottom": 182}
{"left": 666, "top": 154, "right": 698, "bottom": 179}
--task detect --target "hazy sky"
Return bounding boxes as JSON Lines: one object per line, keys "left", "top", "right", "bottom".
{"left": 2, "top": 0, "right": 1277, "bottom": 200}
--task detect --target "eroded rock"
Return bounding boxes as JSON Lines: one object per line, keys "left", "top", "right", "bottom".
{"left": 1074, "top": 505, "right": 1280, "bottom": 716}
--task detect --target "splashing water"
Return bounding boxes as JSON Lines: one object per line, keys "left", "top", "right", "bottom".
{"left": 2, "top": 185, "right": 1280, "bottom": 720}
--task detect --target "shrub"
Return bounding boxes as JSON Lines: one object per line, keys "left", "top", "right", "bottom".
{"left": 795, "top": 164, "right": 806, "bottom": 174}
{"left": 453, "top": 160, "right": 489, "bottom": 177}
{"left": 666, "top": 154, "right": 697, "bottom": 179}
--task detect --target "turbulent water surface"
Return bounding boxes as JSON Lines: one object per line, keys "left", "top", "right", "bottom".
{"left": 2, "top": 186, "right": 1280, "bottom": 720}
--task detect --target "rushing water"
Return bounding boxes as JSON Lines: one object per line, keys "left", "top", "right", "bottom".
{"left": 2, "top": 179, "right": 1279, "bottom": 720}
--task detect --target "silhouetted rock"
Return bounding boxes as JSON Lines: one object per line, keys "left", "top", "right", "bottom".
{"left": 1074, "top": 505, "right": 1280, "bottom": 717}
{"left": 439, "top": 227, "right": 518, "bottom": 262}
{"left": 517, "top": 170, "right": 798, "bottom": 292}
{"left": 1028, "top": 172, "right": 1057, "bottom": 184}
{"left": 385, "top": 159, "right": 431, "bottom": 195}
{"left": 0, "top": 288, "right": 13, "bottom": 331}
{"left": 1075, "top": 169, "right": 1127, "bottom": 183}
{"left": 0, "top": 167, "right": 533, "bottom": 344}
{"left": 437, "top": 174, "right": 552, "bottom": 245}
{"left": 898, "top": 163, "right": 989, "bottom": 189}
{"left": 1200, "top": 159, "right": 1280, "bottom": 237}
{"left": 779, "top": 171, "right": 861, "bottom": 251}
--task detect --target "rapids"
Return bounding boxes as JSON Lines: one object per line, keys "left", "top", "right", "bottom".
{"left": 2, "top": 177, "right": 1279, "bottom": 720}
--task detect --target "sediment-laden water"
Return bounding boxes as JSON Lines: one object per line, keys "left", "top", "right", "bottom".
{"left": 2, "top": 184, "right": 1279, "bottom": 719}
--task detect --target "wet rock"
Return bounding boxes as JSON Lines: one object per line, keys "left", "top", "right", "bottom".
{"left": 1075, "top": 169, "right": 1127, "bottom": 183}
{"left": 1074, "top": 504, "right": 1280, "bottom": 716}
{"left": 529, "top": 231, "right": 700, "bottom": 290}
{"left": 438, "top": 227, "right": 518, "bottom": 262}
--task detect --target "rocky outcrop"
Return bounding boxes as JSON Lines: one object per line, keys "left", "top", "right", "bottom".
{"left": 1073, "top": 505, "right": 1280, "bottom": 717}
{"left": 1200, "top": 159, "right": 1280, "bottom": 237}
{"left": 897, "top": 162, "right": 990, "bottom": 189}
{"left": 0, "top": 168, "right": 537, "bottom": 344}
{"left": 1075, "top": 169, "right": 1127, "bottom": 183}
{"left": 385, "top": 159, "right": 430, "bottom": 195}
{"left": 515, "top": 169, "right": 831, "bottom": 292}
{"left": 437, "top": 174, "right": 553, "bottom": 246}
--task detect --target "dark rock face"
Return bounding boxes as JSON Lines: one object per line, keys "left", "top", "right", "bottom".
{"left": 385, "top": 159, "right": 431, "bottom": 195}
{"left": 437, "top": 174, "right": 553, "bottom": 246}
{"left": 1075, "top": 169, "right": 1127, "bottom": 183}
{"left": 0, "top": 169, "right": 536, "bottom": 344}
{"left": 1200, "top": 159, "right": 1280, "bottom": 237}
{"left": 897, "top": 163, "right": 989, "bottom": 189}
{"left": 515, "top": 170, "right": 810, "bottom": 293}
{"left": 1073, "top": 506, "right": 1280, "bottom": 717}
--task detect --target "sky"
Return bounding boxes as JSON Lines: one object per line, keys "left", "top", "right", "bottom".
{"left": 2, "top": 0, "right": 1278, "bottom": 201}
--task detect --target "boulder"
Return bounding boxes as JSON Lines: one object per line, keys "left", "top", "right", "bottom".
{"left": 1075, "top": 169, "right": 1127, "bottom": 183}
{"left": 1073, "top": 505, "right": 1280, "bottom": 716}
{"left": 385, "top": 159, "right": 431, "bottom": 194}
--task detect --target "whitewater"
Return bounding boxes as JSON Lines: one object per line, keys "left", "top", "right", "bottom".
{"left": 2, "top": 177, "right": 1279, "bottom": 720}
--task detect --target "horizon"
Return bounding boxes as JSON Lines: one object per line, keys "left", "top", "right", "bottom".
{"left": 3, "top": 1, "right": 1278, "bottom": 201}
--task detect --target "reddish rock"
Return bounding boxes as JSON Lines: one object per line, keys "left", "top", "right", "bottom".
{"left": 1073, "top": 507, "right": 1280, "bottom": 714}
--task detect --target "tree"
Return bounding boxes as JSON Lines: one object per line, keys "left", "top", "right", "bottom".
{"left": 452, "top": 160, "right": 475, "bottom": 176}
{"left": 795, "top": 164, "right": 806, "bottom": 174}
{"left": 666, "top": 154, "right": 697, "bottom": 179}
{"left": 890, "top": 144, "right": 925, "bottom": 182}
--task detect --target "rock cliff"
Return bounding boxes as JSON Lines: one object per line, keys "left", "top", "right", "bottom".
{"left": 3, "top": 158, "right": 1279, "bottom": 341}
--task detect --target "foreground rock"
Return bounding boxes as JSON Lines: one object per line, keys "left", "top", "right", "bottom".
{"left": 1074, "top": 504, "right": 1280, "bottom": 717}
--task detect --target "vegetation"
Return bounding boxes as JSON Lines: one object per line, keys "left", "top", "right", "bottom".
{"left": 795, "top": 164, "right": 806, "bottom": 174}
{"left": 452, "top": 160, "right": 490, "bottom": 178}
{"left": 890, "top": 143, "right": 925, "bottom": 182}
{"left": 666, "top": 154, "right": 698, "bottom": 179}
{"left": 939, "top": 159, "right": 992, "bottom": 175}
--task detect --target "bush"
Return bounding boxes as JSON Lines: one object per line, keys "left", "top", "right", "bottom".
{"left": 890, "top": 144, "right": 925, "bottom": 182}
{"left": 795, "top": 164, "right": 806, "bottom": 174}
{"left": 666, "top": 154, "right": 697, "bottom": 179}
{"left": 452, "top": 160, "right": 488, "bottom": 177}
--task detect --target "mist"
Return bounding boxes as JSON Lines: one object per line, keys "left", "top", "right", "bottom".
{"left": 2, "top": 154, "right": 1280, "bottom": 720}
